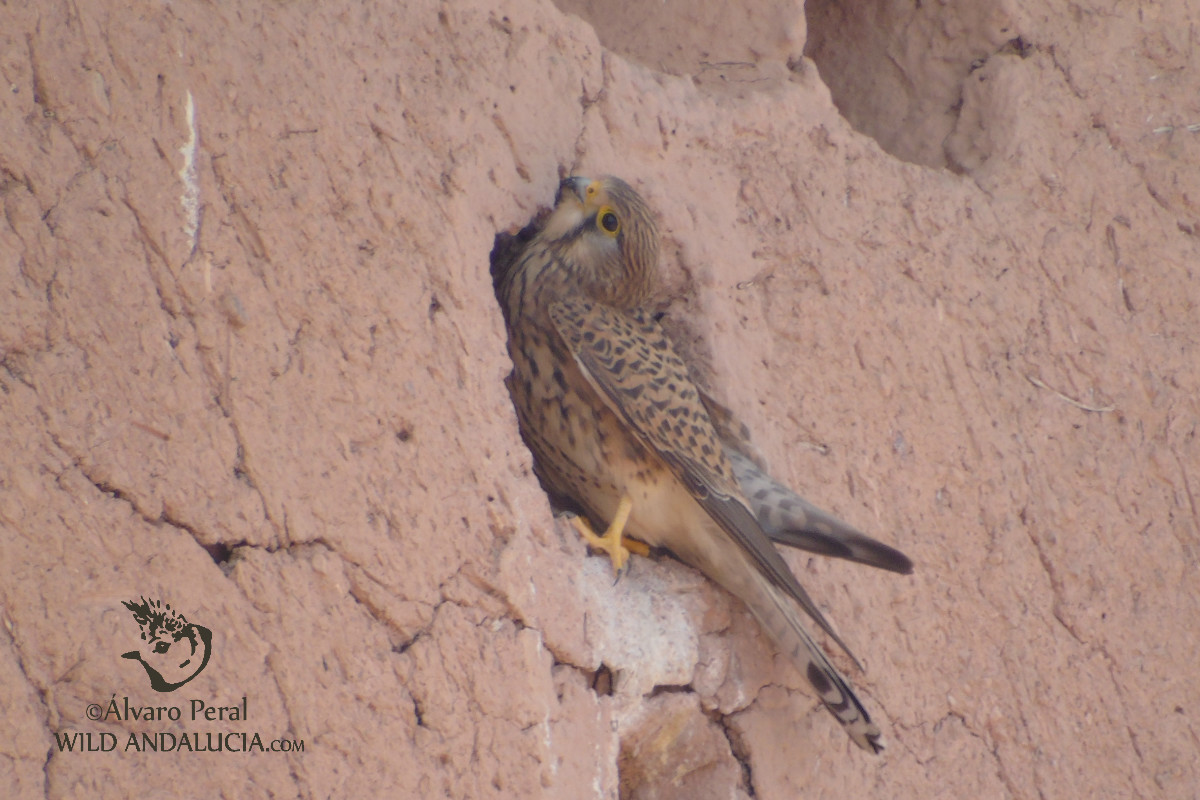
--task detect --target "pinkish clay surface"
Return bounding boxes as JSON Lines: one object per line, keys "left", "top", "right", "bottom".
{"left": 1, "top": 0, "right": 1197, "bottom": 797}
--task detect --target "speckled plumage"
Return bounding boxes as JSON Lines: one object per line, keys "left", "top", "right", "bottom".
{"left": 497, "top": 175, "right": 910, "bottom": 753}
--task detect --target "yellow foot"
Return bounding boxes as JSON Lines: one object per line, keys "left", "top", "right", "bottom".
{"left": 571, "top": 496, "right": 650, "bottom": 574}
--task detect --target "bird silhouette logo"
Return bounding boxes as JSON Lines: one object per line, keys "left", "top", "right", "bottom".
{"left": 120, "top": 597, "right": 212, "bottom": 692}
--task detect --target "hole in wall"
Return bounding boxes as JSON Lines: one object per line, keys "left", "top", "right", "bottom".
{"left": 804, "top": 0, "right": 1027, "bottom": 169}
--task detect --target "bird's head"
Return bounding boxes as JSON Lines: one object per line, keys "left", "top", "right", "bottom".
{"left": 537, "top": 175, "right": 659, "bottom": 308}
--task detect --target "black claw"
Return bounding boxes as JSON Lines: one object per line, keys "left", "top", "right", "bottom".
{"left": 612, "top": 559, "right": 630, "bottom": 586}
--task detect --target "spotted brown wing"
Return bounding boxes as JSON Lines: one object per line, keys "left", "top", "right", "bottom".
{"left": 548, "top": 298, "right": 860, "bottom": 662}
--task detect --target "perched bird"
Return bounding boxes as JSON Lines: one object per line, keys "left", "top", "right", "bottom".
{"left": 495, "top": 175, "right": 912, "bottom": 753}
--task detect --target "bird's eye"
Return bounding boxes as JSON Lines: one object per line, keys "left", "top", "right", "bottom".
{"left": 598, "top": 207, "right": 620, "bottom": 235}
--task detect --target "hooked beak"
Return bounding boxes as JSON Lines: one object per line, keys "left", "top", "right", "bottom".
{"left": 556, "top": 176, "right": 594, "bottom": 207}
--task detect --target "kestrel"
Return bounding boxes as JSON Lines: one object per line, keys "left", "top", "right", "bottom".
{"left": 495, "top": 175, "right": 912, "bottom": 753}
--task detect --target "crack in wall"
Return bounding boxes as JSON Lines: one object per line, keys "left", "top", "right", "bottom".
{"left": 0, "top": 609, "right": 56, "bottom": 800}
{"left": 712, "top": 708, "right": 755, "bottom": 797}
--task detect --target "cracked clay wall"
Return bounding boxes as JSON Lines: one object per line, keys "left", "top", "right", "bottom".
{"left": 2, "top": 0, "right": 1198, "bottom": 798}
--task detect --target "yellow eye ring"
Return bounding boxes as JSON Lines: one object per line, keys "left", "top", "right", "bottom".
{"left": 597, "top": 206, "right": 620, "bottom": 236}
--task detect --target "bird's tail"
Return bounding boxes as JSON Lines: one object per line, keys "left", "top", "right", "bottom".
{"left": 743, "top": 567, "right": 885, "bottom": 753}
